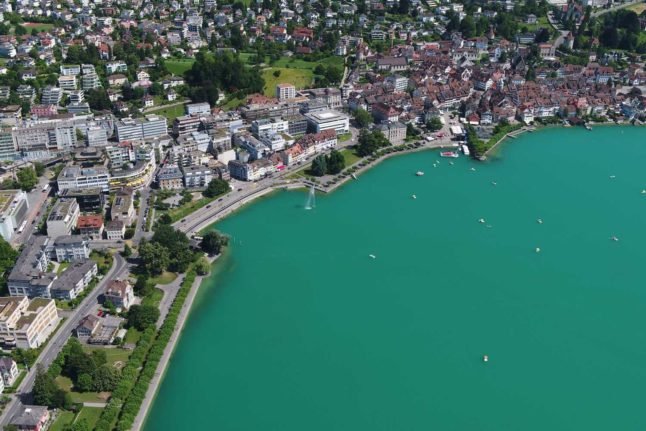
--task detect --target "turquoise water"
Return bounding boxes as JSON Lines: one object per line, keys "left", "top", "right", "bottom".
{"left": 144, "top": 126, "right": 646, "bottom": 430}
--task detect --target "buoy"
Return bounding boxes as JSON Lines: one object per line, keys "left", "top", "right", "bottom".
{"left": 535, "top": 247, "right": 541, "bottom": 253}
{"left": 483, "top": 355, "right": 489, "bottom": 362}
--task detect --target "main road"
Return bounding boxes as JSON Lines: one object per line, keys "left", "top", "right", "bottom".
{"left": 0, "top": 253, "right": 129, "bottom": 427}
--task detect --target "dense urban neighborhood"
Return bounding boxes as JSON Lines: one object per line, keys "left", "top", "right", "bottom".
{"left": 0, "top": 0, "right": 644, "bottom": 429}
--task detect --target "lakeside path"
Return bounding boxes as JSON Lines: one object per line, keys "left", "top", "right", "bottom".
{"left": 131, "top": 256, "right": 215, "bottom": 431}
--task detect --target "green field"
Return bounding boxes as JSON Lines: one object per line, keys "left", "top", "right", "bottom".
{"left": 124, "top": 328, "right": 142, "bottom": 345}
{"left": 339, "top": 147, "right": 362, "bottom": 167}
{"left": 50, "top": 411, "right": 75, "bottom": 431}
{"left": 150, "top": 271, "right": 177, "bottom": 285}
{"left": 262, "top": 68, "right": 314, "bottom": 96}
{"left": 271, "top": 56, "right": 344, "bottom": 69}
{"left": 142, "top": 287, "right": 164, "bottom": 308}
{"left": 83, "top": 346, "right": 132, "bottom": 368}
{"left": 154, "top": 103, "right": 186, "bottom": 122}
{"left": 76, "top": 406, "right": 104, "bottom": 428}
{"left": 22, "top": 22, "right": 55, "bottom": 32}
{"left": 166, "top": 59, "right": 195, "bottom": 76}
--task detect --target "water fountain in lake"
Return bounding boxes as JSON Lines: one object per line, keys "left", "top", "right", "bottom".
{"left": 304, "top": 185, "right": 316, "bottom": 210}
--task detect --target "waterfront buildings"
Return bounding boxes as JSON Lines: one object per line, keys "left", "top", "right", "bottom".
{"left": 157, "top": 164, "right": 184, "bottom": 189}
{"left": 104, "top": 280, "right": 135, "bottom": 310}
{"left": 182, "top": 165, "right": 213, "bottom": 188}
{"left": 0, "top": 190, "right": 29, "bottom": 242}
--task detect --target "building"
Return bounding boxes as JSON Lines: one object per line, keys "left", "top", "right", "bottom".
{"left": 58, "top": 75, "right": 77, "bottom": 91}
{"left": 60, "top": 64, "right": 81, "bottom": 76}
{"left": 104, "top": 279, "right": 135, "bottom": 310}
{"left": 186, "top": 102, "right": 211, "bottom": 115}
{"left": 251, "top": 118, "right": 289, "bottom": 137}
{"left": 105, "top": 220, "right": 125, "bottom": 240}
{"left": 75, "top": 314, "right": 121, "bottom": 345}
{"left": 110, "top": 190, "right": 135, "bottom": 225}
{"left": 46, "top": 199, "right": 80, "bottom": 238}
{"left": 57, "top": 166, "right": 110, "bottom": 192}
{"left": 76, "top": 214, "right": 104, "bottom": 239}
{"left": 40, "top": 86, "right": 62, "bottom": 105}
{"left": 304, "top": 110, "right": 350, "bottom": 134}
{"left": 0, "top": 190, "right": 29, "bottom": 242}
{"left": 115, "top": 115, "right": 168, "bottom": 142}
{"left": 0, "top": 297, "right": 59, "bottom": 349}
{"left": 173, "top": 115, "right": 202, "bottom": 136}
{"left": 182, "top": 165, "right": 213, "bottom": 188}
{"left": 58, "top": 188, "right": 105, "bottom": 212}
{"left": 9, "top": 405, "right": 49, "bottom": 431}
{"left": 81, "top": 71, "right": 101, "bottom": 90}
{"left": 296, "top": 129, "right": 338, "bottom": 153}
{"left": 75, "top": 314, "right": 100, "bottom": 339}
{"left": 7, "top": 237, "right": 55, "bottom": 298}
{"left": 285, "top": 114, "right": 308, "bottom": 136}
{"left": 50, "top": 259, "right": 97, "bottom": 300}
{"left": 276, "top": 83, "right": 296, "bottom": 100}
{"left": 0, "top": 105, "right": 21, "bottom": 126}
{"left": 378, "top": 121, "right": 407, "bottom": 145}
{"left": 86, "top": 126, "right": 108, "bottom": 147}
{"left": 0, "top": 128, "right": 17, "bottom": 160}
{"left": 0, "top": 357, "right": 19, "bottom": 387}
{"left": 157, "top": 164, "right": 184, "bottom": 189}
{"left": 52, "top": 235, "right": 90, "bottom": 262}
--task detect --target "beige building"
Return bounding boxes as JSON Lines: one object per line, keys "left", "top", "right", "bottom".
{"left": 47, "top": 199, "right": 80, "bottom": 238}
{"left": 0, "top": 297, "right": 59, "bottom": 349}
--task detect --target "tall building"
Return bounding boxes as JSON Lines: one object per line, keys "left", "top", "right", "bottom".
{"left": 0, "top": 297, "right": 59, "bottom": 349}
{"left": 41, "top": 86, "right": 62, "bottom": 105}
{"left": 0, "top": 128, "right": 17, "bottom": 161}
{"left": 57, "top": 166, "right": 110, "bottom": 192}
{"left": 304, "top": 110, "right": 350, "bottom": 134}
{"left": 276, "top": 83, "right": 296, "bottom": 100}
{"left": 46, "top": 199, "right": 80, "bottom": 238}
{"left": 86, "top": 126, "right": 108, "bottom": 147}
{"left": 0, "top": 190, "right": 29, "bottom": 242}
{"left": 115, "top": 115, "right": 168, "bottom": 142}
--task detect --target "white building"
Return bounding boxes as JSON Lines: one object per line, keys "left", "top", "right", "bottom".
{"left": 0, "top": 297, "right": 59, "bottom": 349}
{"left": 0, "top": 190, "right": 29, "bottom": 242}
{"left": 304, "top": 110, "right": 350, "bottom": 134}
{"left": 276, "top": 83, "right": 296, "bottom": 100}
{"left": 52, "top": 235, "right": 91, "bottom": 262}
{"left": 186, "top": 102, "right": 211, "bottom": 116}
{"left": 57, "top": 166, "right": 110, "bottom": 192}
{"left": 46, "top": 199, "right": 80, "bottom": 238}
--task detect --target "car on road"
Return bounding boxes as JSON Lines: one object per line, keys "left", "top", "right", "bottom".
{"left": 181, "top": 218, "right": 186, "bottom": 222}
{"left": 237, "top": 188, "right": 242, "bottom": 191}
{"left": 218, "top": 198, "right": 223, "bottom": 202}
{"left": 206, "top": 205, "right": 211, "bottom": 208}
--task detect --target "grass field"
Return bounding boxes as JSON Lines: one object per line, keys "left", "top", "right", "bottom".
{"left": 22, "top": 22, "right": 55, "bottom": 32}
{"left": 271, "top": 56, "right": 344, "bottom": 69}
{"left": 150, "top": 271, "right": 177, "bottom": 285}
{"left": 55, "top": 376, "right": 109, "bottom": 403}
{"left": 83, "top": 346, "right": 132, "bottom": 368}
{"left": 50, "top": 411, "right": 75, "bottom": 431}
{"left": 262, "top": 68, "right": 314, "bottom": 96}
{"left": 339, "top": 147, "right": 362, "bottom": 167}
{"left": 76, "top": 406, "right": 104, "bottom": 428}
{"left": 165, "top": 59, "right": 195, "bottom": 76}
{"left": 124, "top": 328, "right": 141, "bottom": 345}
{"left": 154, "top": 103, "right": 186, "bottom": 122}
{"left": 142, "top": 287, "right": 164, "bottom": 308}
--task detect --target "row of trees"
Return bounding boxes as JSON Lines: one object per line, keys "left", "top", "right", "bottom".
{"left": 126, "top": 305, "right": 160, "bottom": 331}
{"left": 310, "top": 150, "right": 346, "bottom": 176}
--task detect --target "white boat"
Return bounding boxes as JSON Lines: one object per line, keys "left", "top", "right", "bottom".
{"left": 491, "top": 181, "right": 497, "bottom": 186}
{"left": 470, "top": 167, "right": 476, "bottom": 172}
{"left": 412, "top": 194, "right": 417, "bottom": 199}
{"left": 478, "top": 218, "right": 486, "bottom": 224}
{"left": 535, "top": 247, "right": 541, "bottom": 253}
{"left": 351, "top": 173, "right": 357, "bottom": 180}
{"left": 609, "top": 175, "right": 616, "bottom": 179}
{"left": 416, "top": 171, "right": 425, "bottom": 176}
{"left": 462, "top": 144, "right": 470, "bottom": 156}
{"left": 537, "top": 219, "right": 543, "bottom": 224}
{"left": 610, "top": 236, "right": 619, "bottom": 242}
{"left": 440, "top": 151, "right": 459, "bottom": 158}
{"left": 483, "top": 355, "right": 489, "bottom": 362}
{"left": 369, "top": 254, "right": 376, "bottom": 259}
{"left": 641, "top": 190, "right": 646, "bottom": 194}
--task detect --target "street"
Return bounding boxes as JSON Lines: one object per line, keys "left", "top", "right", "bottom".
{"left": 0, "top": 254, "right": 129, "bottom": 426}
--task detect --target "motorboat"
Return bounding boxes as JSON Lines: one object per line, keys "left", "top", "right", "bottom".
{"left": 412, "top": 194, "right": 417, "bottom": 199}
{"left": 535, "top": 247, "right": 541, "bottom": 253}
{"left": 537, "top": 219, "right": 543, "bottom": 224}
{"left": 483, "top": 355, "right": 489, "bottom": 362}
{"left": 369, "top": 254, "right": 376, "bottom": 259}
{"left": 415, "top": 171, "right": 425, "bottom": 176}
{"left": 440, "top": 151, "right": 459, "bottom": 158}
{"left": 478, "top": 218, "right": 486, "bottom": 224}
{"left": 610, "top": 236, "right": 619, "bottom": 242}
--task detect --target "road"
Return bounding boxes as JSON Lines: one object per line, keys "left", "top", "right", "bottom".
{"left": 0, "top": 254, "right": 129, "bottom": 427}
{"left": 591, "top": 0, "right": 642, "bottom": 17}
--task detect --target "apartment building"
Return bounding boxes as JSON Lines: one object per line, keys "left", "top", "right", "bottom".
{"left": 52, "top": 235, "right": 90, "bottom": 262}
{"left": 0, "top": 189, "right": 29, "bottom": 242}
{"left": 57, "top": 166, "right": 110, "bottom": 192}
{"left": 7, "top": 237, "right": 54, "bottom": 298}
{"left": 46, "top": 199, "right": 80, "bottom": 238}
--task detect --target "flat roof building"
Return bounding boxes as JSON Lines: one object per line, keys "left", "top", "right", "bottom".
{"left": 47, "top": 199, "right": 80, "bottom": 238}
{"left": 304, "top": 110, "right": 350, "bottom": 134}
{"left": 0, "top": 190, "right": 29, "bottom": 242}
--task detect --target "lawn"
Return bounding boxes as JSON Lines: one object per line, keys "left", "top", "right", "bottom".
{"left": 339, "top": 148, "right": 362, "bottom": 167}
{"left": 165, "top": 59, "right": 195, "bottom": 76}
{"left": 50, "top": 411, "right": 75, "bottom": 431}
{"left": 69, "top": 391, "right": 110, "bottom": 404}
{"left": 150, "top": 271, "right": 177, "bottom": 285}
{"left": 76, "top": 406, "right": 104, "bottom": 428}
{"left": 83, "top": 346, "right": 132, "bottom": 368}
{"left": 142, "top": 287, "right": 164, "bottom": 308}
{"left": 154, "top": 104, "right": 186, "bottom": 122}
{"left": 56, "top": 261, "right": 69, "bottom": 275}
{"left": 166, "top": 193, "right": 224, "bottom": 222}
{"left": 262, "top": 68, "right": 314, "bottom": 96}
{"left": 22, "top": 22, "right": 54, "bottom": 32}
{"left": 271, "top": 56, "right": 344, "bottom": 69}
{"left": 124, "top": 328, "right": 141, "bottom": 345}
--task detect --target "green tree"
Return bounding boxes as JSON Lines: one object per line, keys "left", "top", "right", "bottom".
{"left": 138, "top": 240, "right": 170, "bottom": 275}
{"left": 85, "top": 89, "right": 112, "bottom": 111}
{"left": 64, "top": 419, "right": 91, "bottom": 431}
{"left": 33, "top": 367, "right": 68, "bottom": 408}
{"left": 426, "top": 116, "right": 443, "bottom": 132}
{"left": 354, "top": 108, "right": 372, "bottom": 128}
{"left": 196, "top": 257, "right": 211, "bottom": 275}
{"left": 459, "top": 16, "right": 476, "bottom": 38}
{"left": 0, "top": 237, "right": 18, "bottom": 293}
{"left": 157, "top": 213, "right": 172, "bottom": 225}
{"left": 121, "top": 244, "right": 132, "bottom": 257}
{"left": 203, "top": 178, "right": 229, "bottom": 198}
{"left": 200, "top": 231, "right": 227, "bottom": 255}
{"left": 311, "top": 155, "right": 327, "bottom": 176}
{"left": 91, "top": 365, "right": 119, "bottom": 392}
{"left": 16, "top": 167, "right": 38, "bottom": 191}
{"left": 33, "top": 162, "right": 45, "bottom": 177}
{"left": 326, "top": 150, "right": 345, "bottom": 174}
{"left": 127, "top": 304, "right": 160, "bottom": 330}
{"left": 134, "top": 274, "right": 152, "bottom": 297}
{"left": 357, "top": 130, "right": 390, "bottom": 156}
{"left": 76, "top": 373, "right": 93, "bottom": 392}
{"left": 179, "top": 191, "right": 192, "bottom": 206}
